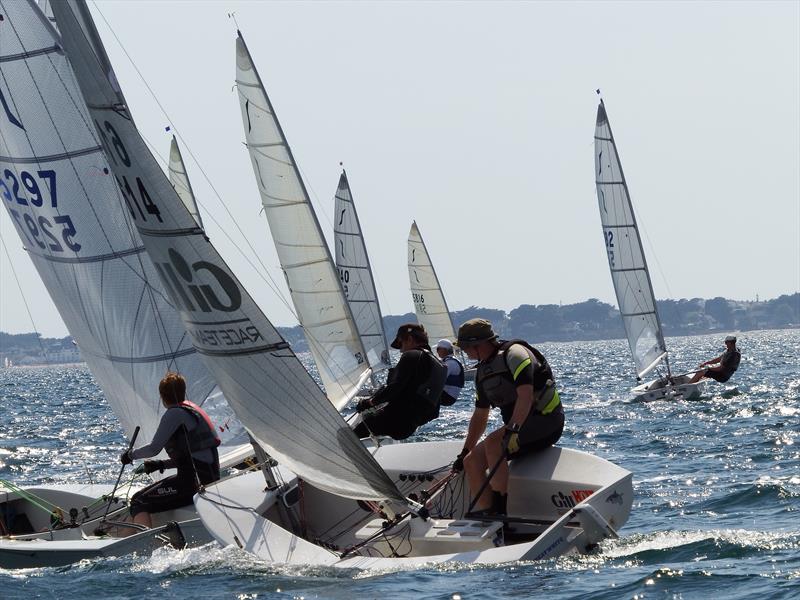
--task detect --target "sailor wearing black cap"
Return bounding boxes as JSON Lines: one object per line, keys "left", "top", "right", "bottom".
{"left": 352, "top": 323, "right": 448, "bottom": 440}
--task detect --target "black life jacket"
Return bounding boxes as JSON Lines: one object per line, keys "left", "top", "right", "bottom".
{"left": 413, "top": 349, "right": 448, "bottom": 425}
{"left": 164, "top": 401, "right": 221, "bottom": 462}
{"left": 722, "top": 348, "right": 741, "bottom": 375}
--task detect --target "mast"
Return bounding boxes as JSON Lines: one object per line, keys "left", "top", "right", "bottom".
{"left": 594, "top": 97, "right": 670, "bottom": 379}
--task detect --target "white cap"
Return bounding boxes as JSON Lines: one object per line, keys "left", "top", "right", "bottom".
{"left": 724, "top": 335, "right": 737, "bottom": 343}
{"left": 436, "top": 339, "right": 454, "bottom": 352}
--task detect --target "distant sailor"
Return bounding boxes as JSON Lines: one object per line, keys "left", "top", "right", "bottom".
{"left": 435, "top": 339, "right": 465, "bottom": 406}
{"left": 120, "top": 372, "right": 221, "bottom": 529}
{"left": 452, "top": 319, "right": 564, "bottom": 517}
{"left": 353, "top": 324, "right": 447, "bottom": 440}
{"left": 688, "top": 335, "right": 741, "bottom": 384}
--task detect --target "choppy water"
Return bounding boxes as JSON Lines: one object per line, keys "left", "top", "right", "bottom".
{"left": 1, "top": 329, "right": 799, "bottom": 599}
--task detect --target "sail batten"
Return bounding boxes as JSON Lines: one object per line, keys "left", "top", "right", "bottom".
{"left": 594, "top": 100, "right": 669, "bottom": 379}
{"left": 235, "top": 34, "right": 371, "bottom": 409}
{"left": 407, "top": 222, "right": 457, "bottom": 342}
{"left": 333, "top": 171, "right": 391, "bottom": 373}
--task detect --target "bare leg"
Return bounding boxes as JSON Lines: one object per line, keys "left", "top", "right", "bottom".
{"left": 134, "top": 511, "right": 152, "bottom": 529}
{"left": 484, "top": 428, "right": 509, "bottom": 495}
{"left": 689, "top": 368, "right": 706, "bottom": 384}
{"left": 464, "top": 439, "right": 491, "bottom": 511}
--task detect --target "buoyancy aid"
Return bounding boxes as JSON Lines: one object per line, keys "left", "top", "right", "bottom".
{"left": 164, "top": 400, "right": 221, "bottom": 461}
{"left": 721, "top": 348, "right": 741, "bottom": 375}
{"left": 475, "top": 340, "right": 561, "bottom": 417}
{"left": 414, "top": 349, "right": 448, "bottom": 425}
{"left": 442, "top": 355, "right": 466, "bottom": 389}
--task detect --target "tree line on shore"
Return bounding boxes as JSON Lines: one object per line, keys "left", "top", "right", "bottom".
{"left": 1, "top": 293, "right": 797, "bottom": 364}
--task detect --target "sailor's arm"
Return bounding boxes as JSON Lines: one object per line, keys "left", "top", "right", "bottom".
{"left": 130, "top": 410, "right": 182, "bottom": 460}
{"left": 700, "top": 353, "right": 723, "bottom": 367}
{"left": 463, "top": 407, "right": 490, "bottom": 452}
{"left": 369, "top": 350, "right": 418, "bottom": 407}
{"left": 507, "top": 384, "right": 535, "bottom": 429}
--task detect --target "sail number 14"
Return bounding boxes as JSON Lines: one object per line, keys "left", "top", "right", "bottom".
{"left": 94, "top": 119, "right": 162, "bottom": 224}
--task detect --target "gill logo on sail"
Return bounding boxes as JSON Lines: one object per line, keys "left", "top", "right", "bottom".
{"left": 155, "top": 248, "right": 242, "bottom": 313}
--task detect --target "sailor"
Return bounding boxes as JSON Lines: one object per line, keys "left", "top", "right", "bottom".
{"left": 452, "top": 319, "right": 564, "bottom": 517}
{"left": 353, "top": 323, "right": 448, "bottom": 440}
{"left": 435, "top": 339, "right": 465, "bottom": 406}
{"left": 120, "top": 372, "right": 221, "bottom": 529}
{"left": 688, "top": 335, "right": 741, "bottom": 384}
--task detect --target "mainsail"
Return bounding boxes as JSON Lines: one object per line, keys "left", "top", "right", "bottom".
{"left": 333, "top": 170, "right": 390, "bottom": 373}
{"left": 407, "top": 221, "right": 457, "bottom": 343}
{"left": 594, "top": 100, "right": 668, "bottom": 379}
{"left": 235, "top": 34, "right": 370, "bottom": 410}
{"left": 49, "top": 0, "right": 403, "bottom": 503}
{"left": 0, "top": 0, "right": 243, "bottom": 451}
{"left": 167, "top": 136, "right": 203, "bottom": 229}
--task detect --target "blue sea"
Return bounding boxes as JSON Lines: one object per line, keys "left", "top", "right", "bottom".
{"left": 1, "top": 329, "right": 798, "bottom": 599}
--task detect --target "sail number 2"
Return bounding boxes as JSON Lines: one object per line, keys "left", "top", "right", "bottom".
{"left": 0, "top": 169, "right": 81, "bottom": 252}
{"left": 604, "top": 230, "right": 615, "bottom": 267}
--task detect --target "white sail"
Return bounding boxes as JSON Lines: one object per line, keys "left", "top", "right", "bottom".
{"left": 50, "top": 0, "right": 403, "bottom": 503}
{"left": 594, "top": 100, "right": 668, "bottom": 379}
{"left": 235, "top": 35, "right": 370, "bottom": 409}
{"left": 333, "top": 171, "right": 390, "bottom": 373}
{"left": 0, "top": 0, "right": 244, "bottom": 452}
{"left": 407, "top": 221, "right": 456, "bottom": 342}
{"left": 168, "top": 136, "right": 203, "bottom": 229}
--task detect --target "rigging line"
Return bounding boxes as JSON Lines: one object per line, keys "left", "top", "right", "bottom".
{"left": 89, "top": 2, "right": 295, "bottom": 319}
{"left": 137, "top": 135, "right": 297, "bottom": 321}
{"left": 0, "top": 226, "right": 50, "bottom": 364}
{"left": 89, "top": 7, "right": 371, "bottom": 393}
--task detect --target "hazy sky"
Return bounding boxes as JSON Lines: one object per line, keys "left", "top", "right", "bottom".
{"left": 1, "top": 0, "right": 798, "bottom": 337}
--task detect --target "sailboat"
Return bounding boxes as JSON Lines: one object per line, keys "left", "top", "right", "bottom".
{"left": 188, "top": 32, "right": 634, "bottom": 569}
{"left": 333, "top": 170, "right": 391, "bottom": 380}
{"left": 594, "top": 98, "right": 703, "bottom": 401}
{"left": 407, "top": 221, "right": 475, "bottom": 379}
{"left": 0, "top": 0, "right": 250, "bottom": 567}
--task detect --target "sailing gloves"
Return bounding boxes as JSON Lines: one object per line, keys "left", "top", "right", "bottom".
{"left": 142, "top": 460, "right": 166, "bottom": 475}
{"left": 119, "top": 449, "right": 133, "bottom": 465}
{"left": 452, "top": 447, "right": 469, "bottom": 472}
{"left": 356, "top": 398, "right": 373, "bottom": 413}
{"left": 503, "top": 423, "right": 521, "bottom": 456}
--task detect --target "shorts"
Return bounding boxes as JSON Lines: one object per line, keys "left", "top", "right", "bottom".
{"left": 508, "top": 411, "right": 565, "bottom": 458}
{"left": 129, "top": 458, "right": 219, "bottom": 516}
{"left": 705, "top": 369, "right": 733, "bottom": 383}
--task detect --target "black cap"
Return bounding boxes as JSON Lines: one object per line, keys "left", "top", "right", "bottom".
{"left": 390, "top": 323, "right": 427, "bottom": 349}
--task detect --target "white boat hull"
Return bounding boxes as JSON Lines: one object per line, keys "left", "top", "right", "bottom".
{"left": 195, "top": 441, "right": 632, "bottom": 569}
{"left": 0, "top": 482, "right": 212, "bottom": 568}
{"left": 632, "top": 375, "right": 703, "bottom": 401}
